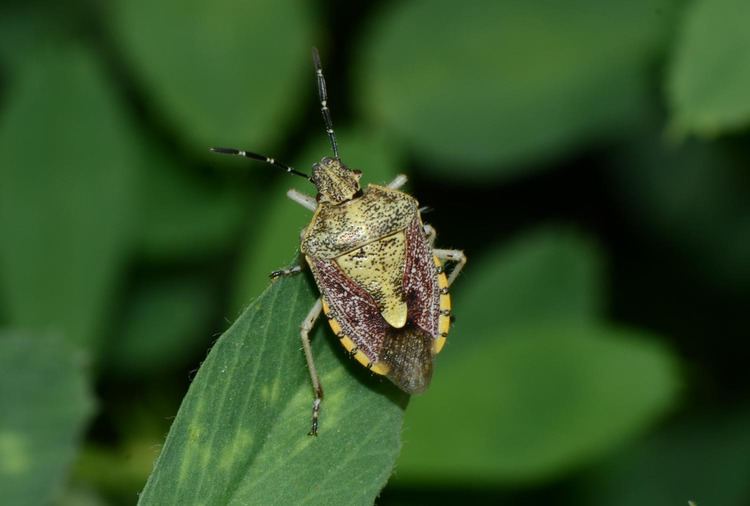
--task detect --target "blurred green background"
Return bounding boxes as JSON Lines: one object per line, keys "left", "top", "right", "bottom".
{"left": 1, "top": 0, "right": 749, "bottom": 504}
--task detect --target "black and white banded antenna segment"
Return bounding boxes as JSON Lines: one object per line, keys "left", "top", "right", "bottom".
{"left": 209, "top": 147, "right": 311, "bottom": 180}
{"left": 312, "top": 47, "right": 339, "bottom": 160}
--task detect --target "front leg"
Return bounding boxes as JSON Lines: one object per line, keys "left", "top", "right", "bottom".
{"left": 287, "top": 188, "right": 316, "bottom": 211}
{"left": 387, "top": 174, "right": 408, "bottom": 190}
{"left": 300, "top": 298, "right": 324, "bottom": 435}
{"left": 269, "top": 264, "right": 303, "bottom": 279}
{"left": 433, "top": 248, "right": 466, "bottom": 286}
{"left": 270, "top": 231, "right": 308, "bottom": 279}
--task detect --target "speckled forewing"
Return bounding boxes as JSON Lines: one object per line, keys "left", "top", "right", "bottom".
{"left": 308, "top": 257, "right": 388, "bottom": 363}
{"left": 335, "top": 231, "right": 408, "bottom": 328}
{"left": 404, "top": 217, "right": 444, "bottom": 339}
{"left": 310, "top": 254, "right": 435, "bottom": 393}
{"left": 306, "top": 214, "right": 449, "bottom": 394}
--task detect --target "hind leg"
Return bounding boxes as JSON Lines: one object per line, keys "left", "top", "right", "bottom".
{"left": 300, "top": 298, "right": 324, "bottom": 436}
{"left": 433, "top": 248, "right": 466, "bottom": 286}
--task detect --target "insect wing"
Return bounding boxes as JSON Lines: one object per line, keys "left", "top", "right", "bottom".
{"left": 309, "top": 215, "right": 446, "bottom": 394}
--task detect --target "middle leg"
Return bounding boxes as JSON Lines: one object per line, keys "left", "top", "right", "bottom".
{"left": 424, "top": 224, "right": 436, "bottom": 247}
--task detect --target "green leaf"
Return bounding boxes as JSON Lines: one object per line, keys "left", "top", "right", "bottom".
{"left": 57, "top": 485, "right": 108, "bottom": 506}
{"left": 231, "top": 127, "right": 402, "bottom": 312}
{"left": 139, "top": 275, "right": 407, "bottom": 505}
{"left": 75, "top": 440, "right": 166, "bottom": 503}
{"left": 102, "top": 275, "right": 217, "bottom": 377}
{"left": 110, "top": 0, "right": 315, "bottom": 149}
{"left": 612, "top": 136, "right": 750, "bottom": 287}
{"left": 137, "top": 143, "right": 247, "bottom": 261}
{"left": 454, "top": 228, "right": 604, "bottom": 351}
{"left": 358, "top": 0, "right": 673, "bottom": 179}
{"left": 667, "top": 0, "right": 750, "bottom": 135}
{"left": 396, "top": 325, "right": 680, "bottom": 484}
{"left": 0, "top": 47, "right": 140, "bottom": 349}
{"left": 587, "top": 409, "right": 750, "bottom": 506}
{"left": 0, "top": 4, "right": 73, "bottom": 72}
{"left": 0, "top": 333, "right": 94, "bottom": 505}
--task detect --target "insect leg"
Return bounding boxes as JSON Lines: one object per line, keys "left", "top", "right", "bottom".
{"left": 286, "top": 189, "right": 316, "bottom": 211}
{"left": 423, "top": 224, "right": 437, "bottom": 247}
{"left": 386, "top": 174, "right": 408, "bottom": 190}
{"left": 270, "top": 245, "right": 306, "bottom": 279}
{"left": 433, "top": 248, "right": 467, "bottom": 286}
{"left": 300, "top": 298, "right": 324, "bottom": 436}
{"left": 269, "top": 264, "right": 303, "bottom": 279}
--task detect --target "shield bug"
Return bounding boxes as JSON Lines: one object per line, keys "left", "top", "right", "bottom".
{"left": 211, "top": 48, "right": 466, "bottom": 435}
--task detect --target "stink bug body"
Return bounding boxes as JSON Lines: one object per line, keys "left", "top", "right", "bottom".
{"left": 212, "top": 48, "right": 466, "bottom": 435}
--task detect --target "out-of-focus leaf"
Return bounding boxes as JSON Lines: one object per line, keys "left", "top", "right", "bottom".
{"left": 0, "top": 333, "right": 94, "bottom": 505}
{"left": 138, "top": 144, "right": 247, "bottom": 260}
{"left": 231, "top": 127, "right": 402, "bottom": 312}
{"left": 75, "top": 441, "right": 163, "bottom": 503}
{"left": 667, "top": 0, "right": 750, "bottom": 135}
{"left": 110, "top": 0, "right": 314, "bottom": 149}
{"left": 397, "top": 325, "right": 679, "bottom": 484}
{"left": 0, "top": 4, "right": 73, "bottom": 72}
{"left": 613, "top": 136, "right": 750, "bottom": 287}
{"left": 397, "top": 228, "right": 676, "bottom": 484}
{"left": 0, "top": 47, "right": 139, "bottom": 348}
{"left": 453, "top": 228, "right": 604, "bottom": 353}
{"left": 73, "top": 393, "right": 181, "bottom": 502}
{"left": 586, "top": 409, "right": 750, "bottom": 506}
{"left": 230, "top": 191, "right": 306, "bottom": 314}
{"left": 139, "top": 275, "right": 406, "bottom": 505}
{"left": 358, "top": 0, "right": 674, "bottom": 179}
{"left": 57, "top": 485, "right": 107, "bottom": 506}
{"left": 102, "top": 276, "right": 217, "bottom": 377}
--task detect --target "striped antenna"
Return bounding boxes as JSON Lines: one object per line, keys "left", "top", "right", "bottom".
{"left": 210, "top": 147, "right": 311, "bottom": 180}
{"left": 312, "top": 47, "right": 339, "bottom": 159}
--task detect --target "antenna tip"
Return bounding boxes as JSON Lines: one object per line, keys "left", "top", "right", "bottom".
{"left": 210, "top": 147, "right": 236, "bottom": 155}
{"left": 312, "top": 47, "right": 321, "bottom": 65}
